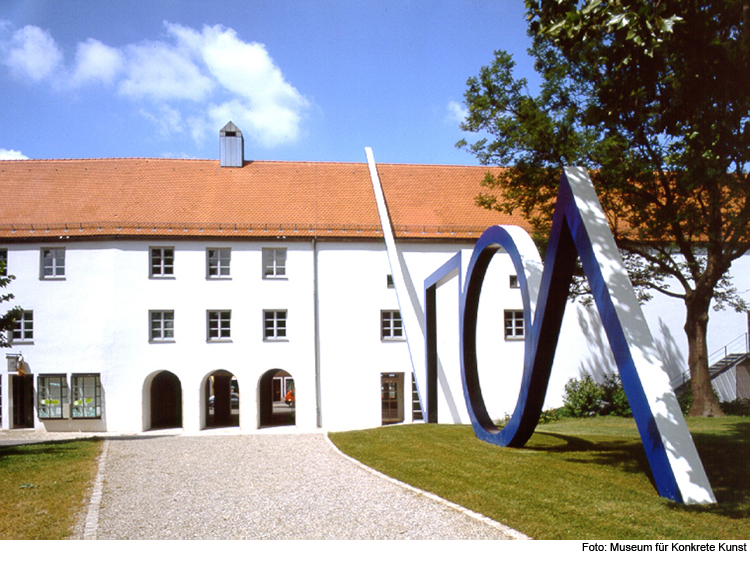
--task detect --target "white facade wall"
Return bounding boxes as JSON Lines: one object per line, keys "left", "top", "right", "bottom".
{"left": 2, "top": 239, "right": 748, "bottom": 433}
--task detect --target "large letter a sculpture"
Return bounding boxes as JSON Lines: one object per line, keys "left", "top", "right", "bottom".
{"left": 459, "top": 167, "right": 716, "bottom": 504}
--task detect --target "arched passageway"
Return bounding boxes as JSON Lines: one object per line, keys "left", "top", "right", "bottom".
{"left": 150, "top": 371, "right": 182, "bottom": 430}
{"left": 259, "top": 369, "right": 295, "bottom": 428}
{"left": 205, "top": 370, "right": 239, "bottom": 429}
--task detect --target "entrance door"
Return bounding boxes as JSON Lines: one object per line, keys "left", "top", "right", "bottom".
{"left": 381, "top": 373, "right": 404, "bottom": 425}
{"left": 12, "top": 374, "right": 34, "bottom": 429}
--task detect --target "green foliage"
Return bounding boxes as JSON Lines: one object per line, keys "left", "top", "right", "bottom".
{"left": 0, "top": 260, "right": 23, "bottom": 348}
{"left": 720, "top": 398, "right": 750, "bottom": 416}
{"left": 561, "top": 373, "right": 632, "bottom": 418}
{"left": 562, "top": 375, "right": 606, "bottom": 417}
{"left": 458, "top": 0, "right": 750, "bottom": 416}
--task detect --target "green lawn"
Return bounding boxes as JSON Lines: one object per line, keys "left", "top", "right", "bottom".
{"left": 328, "top": 417, "right": 750, "bottom": 540}
{"left": 0, "top": 439, "right": 103, "bottom": 540}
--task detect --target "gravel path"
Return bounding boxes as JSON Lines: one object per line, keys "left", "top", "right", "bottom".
{"left": 74, "top": 432, "right": 525, "bottom": 540}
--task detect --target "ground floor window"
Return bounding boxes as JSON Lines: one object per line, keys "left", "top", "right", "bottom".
{"left": 263, "top": 310, "right": 287, "bottom": 340}
{"left": 150, "top": 310, "right": 175, "bottom": 341}
{"left": 381, "top": 310, "right": 403, "bottom": 340}
{"left": 12, "top": 310, "right": 33, "bottom": 343}
{"left": 71, "top": 374, "right": 102, "bottom": 418}
{"left": 207, "top": 310, "right": 231, "bottom": 341}
{"left": 38, "top": 374, "right": 67, "bottom": 419}
{"left": 504, "top": 310, "right": 525, "bottom": 339}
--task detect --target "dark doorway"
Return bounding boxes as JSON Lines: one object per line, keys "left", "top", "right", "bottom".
{"left": 259, "top": 369, "right": 295, "bottom": 428}
{"left": 150, "top": 371, "right": 182, "bottom": 430}
{"left": 205, "top": 371, "right": 239, "bottom": 428}
{"left": 12, "top": 374, "right": 34, "bottom": 429}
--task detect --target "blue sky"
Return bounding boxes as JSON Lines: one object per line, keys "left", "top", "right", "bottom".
{"left": 0, "top": 0, "right": 538, "bottom": 165}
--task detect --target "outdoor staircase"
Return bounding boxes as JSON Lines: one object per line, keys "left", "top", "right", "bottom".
{"left": 674, "top": 333, "right": 749, "bottom": 391}
{"left": 707, "top": 353, "right": 750, "bottom": 378}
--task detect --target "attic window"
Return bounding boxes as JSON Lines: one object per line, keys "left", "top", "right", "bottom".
{"left": 225, "top": 131, "right": 237, "bottom": 137}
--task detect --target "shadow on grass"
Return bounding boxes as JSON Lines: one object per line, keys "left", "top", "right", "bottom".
{"left": 526, "top": 422, "right": 750, "bottom": 518}
{"left": 526, "top": 432, "right": 654, "bottom": 479}
{"left": 686, "top": 421, "right": 750, "bottom": 518}
{"left": 0, "top": 438, "right": 103, "bottom": 461}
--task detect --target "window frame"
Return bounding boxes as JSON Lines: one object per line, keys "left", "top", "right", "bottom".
{"left": 40, "top": 247, "right": 65, "bottom": 279}
{"left": 149, "top": 310, "right": 175, "bottom": 342}
{"left": 381, "top": 310, "right": 404, "bottom": 341}
{"left": 11, "top": 310, "right": 34, "bottom": 343}
{"left": 207, "top": 310, "right": 232, "bottom": 341}
{"left": 263, "top": 309, "right": 288, "bottom": 340}
{"left": 262, "top": 248, "right": 287, "bottom": 279}
{"left": 206, "top": 248, "right": 231, "bottom": 279}
{"left": 71, "top": 374, "right": 102, "bottom": 419}
{"left": 150, "top": 247, "right": 175, "bottom": 278}
{"left": 37, "top": 374, "right": 68, "bottom": 420}
{"left": 504, "top": 309, "right": 525, "bottom": 339}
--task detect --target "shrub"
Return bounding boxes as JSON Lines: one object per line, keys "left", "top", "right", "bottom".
{"left": 601, "top": 373, "right": 632, "bottom": 417}
{"left": 561, "top": 373, "right": 632, "bottom": 418}
{"left": 720, "top": 398, "right": 750, "bottom": 416}
{"left": 561, "top": 375, "right": 606, "bottom": 417}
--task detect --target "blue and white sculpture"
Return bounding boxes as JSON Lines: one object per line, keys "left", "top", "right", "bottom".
{"left": 427, "top": 167, "right": 716, "bottom": 505}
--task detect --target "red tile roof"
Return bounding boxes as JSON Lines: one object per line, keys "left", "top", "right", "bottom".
{"left": 0, "top": 158, "right": 530, "bottom": 240}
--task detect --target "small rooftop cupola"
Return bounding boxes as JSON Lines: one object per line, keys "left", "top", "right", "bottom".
{"left": 220, "top": 121, "right": 244, "bottom": 167}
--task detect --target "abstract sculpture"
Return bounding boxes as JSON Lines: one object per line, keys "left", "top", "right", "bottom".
{"left": 426, "top": 167, "right": 716, "bottom": 504}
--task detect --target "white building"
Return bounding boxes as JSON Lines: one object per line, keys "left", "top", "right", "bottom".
{"left": 1, "top": 124, "right": 748, "bottom": 433}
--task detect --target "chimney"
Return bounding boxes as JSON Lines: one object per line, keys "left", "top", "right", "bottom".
{"left": 220, "top": 121, "right": 244, "bottom": 167}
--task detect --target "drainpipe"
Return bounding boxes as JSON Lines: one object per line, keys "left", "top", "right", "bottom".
{"left": 313, "top": 236, "right": 322, "bottom": 428}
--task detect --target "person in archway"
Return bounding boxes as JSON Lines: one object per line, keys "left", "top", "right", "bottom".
{"left": 285, "top": 387, "right": 295, "bottom": 408}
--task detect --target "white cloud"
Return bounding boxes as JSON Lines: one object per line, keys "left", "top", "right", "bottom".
{"left": 71, "top": 38, "right": 124, "bottom": 85}
{"left": 4, "top": 25, "right": 62, "bottom": 81}
{"left": 447, "top": 101, "right": 468, "bottom": 124}
{"left": 0, "top": 148, "right": 29, "bottom": 160}
{"left": 166, "top": 23, "right": 309, "bottom": 147}
{"left": 140, "top": 104, "right": 185, "bottom": 138}
{"left": 2, "top": 22, "right": 310, "bottom": 148}
{"left": 119, "top": 40, "right": 213, "bottom": 102}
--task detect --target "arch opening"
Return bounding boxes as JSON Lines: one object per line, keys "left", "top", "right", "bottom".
{"left": 150, "top": 371, "right": 183, "bottom": 430}
{"left": 259, "top": 369, "right": 295, "bottom": 428}
{"left": 205, "top": 370, "right": 239, "bottom": 429}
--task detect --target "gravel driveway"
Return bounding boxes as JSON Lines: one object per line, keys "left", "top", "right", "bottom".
{"left": 74, "top": 432, "right": 525, "bottom": 540}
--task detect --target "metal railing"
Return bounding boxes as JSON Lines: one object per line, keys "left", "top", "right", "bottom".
{"left": 674, "top": 332, "right": 749, "bottom": 387}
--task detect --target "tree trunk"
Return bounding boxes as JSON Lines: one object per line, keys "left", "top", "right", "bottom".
{"left": 685, "top": 291, "right": 724, "bottom": 417}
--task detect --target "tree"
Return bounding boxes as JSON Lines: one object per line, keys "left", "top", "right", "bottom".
{"left": 458, "top": 0, "right": 750, "bottom": 416}
{"left": 1, "top": 259, "right": 22, "bottom": 348}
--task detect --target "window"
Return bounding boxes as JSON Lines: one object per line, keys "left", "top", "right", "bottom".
{"left": 38, "top": 375, "right": 67, "bottom": 419}
{"left": 12, "top": 310, "right": 33, "bottom": 343}
{"left": 0, "top": 249, "right": 7, "bottom": 276}
{"left": 71, "top": 374, "right": 102, "bottom": 419}
{"left": 386, "top": 274, "right": 394, "bottom": 288}
{"left": 207, "top": 248, "right": 231, "bottom": 278}
{"left": 504, "top": 310, "right": 525, "bottom": 339}
{"left": 41, "top": 247, "right": 65, "bottom": 278}
{"left": 509, "top": 274, "right": 519, "bottom": 288}
{"left": 150, "top": 310, "right": 175, "bottom": 341}
{"left": 150, "top": 247, "right": 174, "bottom": 277}
{"left": 381, "top": 310, "right": 403, "bottom": 340}
{"left": 264, "top": 310, "right": 287, "bottom": 340}
{"left": 262, "top": 248, "right": 287, "bottom": 279}
{"left": 207, "top": 310, "right": 231, "bottom": 341}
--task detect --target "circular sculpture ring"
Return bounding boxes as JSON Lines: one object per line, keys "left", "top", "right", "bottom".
{"left": 459, "top": 225, "right": 542, "bottom": 447}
